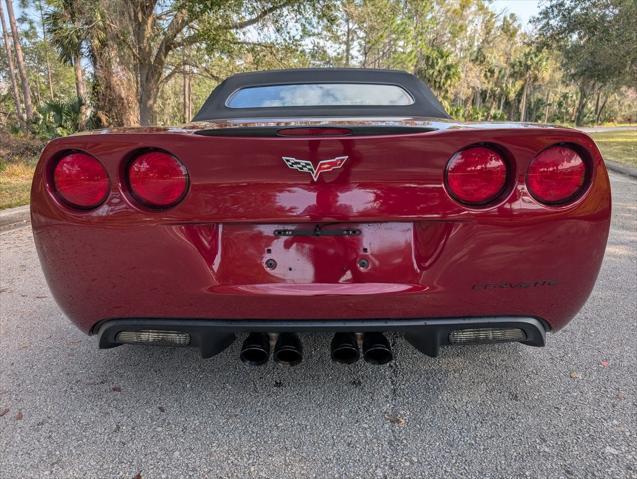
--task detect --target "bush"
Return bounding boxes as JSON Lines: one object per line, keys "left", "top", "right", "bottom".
{"left": 31, "top": 99, "right": 82, "bottom": 139}
{"left": 0, "top": 129, "right": 46, "bottom": 166}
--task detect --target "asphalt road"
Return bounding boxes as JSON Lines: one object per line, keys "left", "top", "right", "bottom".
{"left": 1, "top": 173, "right": 635, "bottom": 479}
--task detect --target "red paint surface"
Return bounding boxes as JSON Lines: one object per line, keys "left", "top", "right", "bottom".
{"left": 30, "top": 118, "right": 611, "bottom": 333}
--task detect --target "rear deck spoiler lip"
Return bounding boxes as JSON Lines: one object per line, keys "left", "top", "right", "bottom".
{"left": 95, "top": 316, "right": 547, "bottom": 358}
{"left": 193, "top": 125, "right": 439, "bottom": 137}
{"left": 62, "top": 116, "right": 577, "bottom": 138}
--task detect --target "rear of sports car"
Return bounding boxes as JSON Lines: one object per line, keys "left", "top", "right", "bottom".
{"left": 30, "top": 120, "right": 611, "bottom": 364}
{"left": 30, "top": 69, "right": 611, "bottom": 365}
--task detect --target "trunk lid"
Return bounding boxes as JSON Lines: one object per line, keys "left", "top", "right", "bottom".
{"left": 48, "top": 118, "right": 592, "bottom": 223}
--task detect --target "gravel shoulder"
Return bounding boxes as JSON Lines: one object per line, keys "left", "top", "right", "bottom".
{"left": 0, "top": 173, "right": 635, "bottom": 479}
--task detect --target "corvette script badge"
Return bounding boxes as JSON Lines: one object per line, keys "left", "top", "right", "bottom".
{"left": 282, "top": 156, "right": 348, "bottom": 181}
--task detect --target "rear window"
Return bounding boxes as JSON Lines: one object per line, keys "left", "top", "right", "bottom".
{"left": 226, "top": 83, "right": 414, "bottom": 108}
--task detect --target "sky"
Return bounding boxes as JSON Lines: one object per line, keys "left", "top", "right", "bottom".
{"left": 490, "top": 0, "right": 541, "bottom": 29}
{"left": 12, "top": 0, "right": 542, "bottom": 35}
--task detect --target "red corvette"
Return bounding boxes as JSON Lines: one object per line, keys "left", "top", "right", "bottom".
{"left": 31, "top": 69, "right": 611, "bottom": 365}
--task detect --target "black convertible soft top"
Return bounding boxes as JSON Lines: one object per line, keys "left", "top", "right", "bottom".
{"left": 192, "top": 68, "right": 450, "bottom": 121}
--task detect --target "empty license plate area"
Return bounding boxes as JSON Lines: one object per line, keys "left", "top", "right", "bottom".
{"left": 213, "top": 223, "right": 420, "bottom": 285}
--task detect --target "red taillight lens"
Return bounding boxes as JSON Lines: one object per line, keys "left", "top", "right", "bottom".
{"left": 527, "top": 146, "right": 586, "bottom": 204}
{"left": 128, "top": 151, "right": 188, "bottom": 208}
{"left": 53, "top": 152, "right": 110, "bottom": 209}
{"left": 445, "top": 146, "right": 507, "bottom": 205}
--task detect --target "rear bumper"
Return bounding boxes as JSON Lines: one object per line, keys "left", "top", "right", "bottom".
{"left": 32, "top": 216, "right": 609, "bottom": 333}
{"left": 96, "top": 316, "right": 547, "bottom": 358}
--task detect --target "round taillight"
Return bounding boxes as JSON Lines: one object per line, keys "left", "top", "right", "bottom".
{"left": 53, "top": 152, "right": 110, "bottom": 209}
{"left": 128, "top": 151, "right": 188, "bottom": 208}
{"left": 527, "top": 146, "right": 586, "bottom": 204}
{"left": 445, "top": 146, "right": 508, "bottom": 205}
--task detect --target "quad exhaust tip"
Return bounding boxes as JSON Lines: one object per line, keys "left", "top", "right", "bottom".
{"left": 362, "top": 332, "right": 393, "bottom": 365}
{"left": 241, "top": 331, "right": 392, "bottom": 366}
{"left": 273, "top": 332, "right": 303, "bottom": 366}
{"left": 331, "top": 332, "right": 360, "bottom": 364}
{"left": 240, "top": 332, "right": 270, "bottom": 366}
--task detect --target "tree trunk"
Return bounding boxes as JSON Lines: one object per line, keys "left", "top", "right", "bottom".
{"left": 139, "top": 62, "right": 159, "bottom": 126}
{"left": 593, "top": 88, "right": 601, "bottom": 124}
{"left": 91, "top": 31, "right": 139, "bottom": 127}
{"left": 0, "top": 0, "right": 24, "bottom": 126}
{"left": 344, "top": 16, "right": 351, "bottom": 67}
{"left": 139, "top": 89, "right": 158, "bottom": 125}
{"left": 362, "top": 38, "right": 369, "bottom": 68}
{"left": 574, "top": 84, "right": 588, "bottom": 126}
{"left": 543, "top": 90, "right": 551, "bottom": 123}
{"left": 519, "top": 77, "right": 529, "bottom": 122}
{"left": 33, "top": 73, "right": 41, "bottom": 105}
{"left": 474, "top": 89, "right": 482, "bottom": 109}
{"left": 36, "top": 0, "right": 53, "bottom": 100}
{"left": 105, "top": 1, "right": 290, "bottom": 125}
{"left": 182, "top": 65, "right": 191, "bottom": 123}
{"left": 487, "top": 90, "right": 498, "bottom": 119}
{"left": 4, "top": 0, "right": 34, "bottom": 121}
{"left": 596, "top": 94, "right": 609, "bottom": 124}
{"left": 73, "top": 54, "right": 89, "bottom": 129}
{"left": 499, "top": 69, "right": 509, "bottom": 115}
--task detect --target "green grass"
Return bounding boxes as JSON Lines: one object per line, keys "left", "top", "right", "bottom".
{"left": 589, "top": 129, "right": 637, "bottom": 168}
{"left": 0, "top": 162, "right": 35, "bottom": 209}
{"left": 0, "top": 130, "right": 43, "bottom": 209}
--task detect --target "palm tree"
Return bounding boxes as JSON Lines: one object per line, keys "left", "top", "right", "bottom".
{"left": 4, "top": 0, "right": 34, "bottom": 121}
{"left": 35, "top": 0, "right": 54, "bottom": 100}
{"left": 0, "top": 0, "right": 24, "bottom": 126}
{"left": 44, "top": 0, "right": 89, "bottom": 128}
{"left": 513, "top": 48, "right": 549, "bottom": 122}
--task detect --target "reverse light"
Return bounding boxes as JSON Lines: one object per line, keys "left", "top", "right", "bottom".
{"left": 445, "top": 146, "right": 507, "bottom": 205}
{"left": 128, "top": 151, "right": 188, "bottom": 208}
{"left": 449, "top": 328, "right": 526, "bottom": 344}
{"left": 526, "top": 146, "right": 587, "bottom": 204}
{"left": 115, "top": 330, "right": 191, "bottom": 346}
{"left": 53, "top": 152, "right": 110, "bottom": 209}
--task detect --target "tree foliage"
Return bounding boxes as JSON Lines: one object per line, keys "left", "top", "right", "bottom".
{"left": 534, "top": 0, "right": 637, "bottom": 124}
{"left": 0, "top": 0, "right": 635, "bottom": 134}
